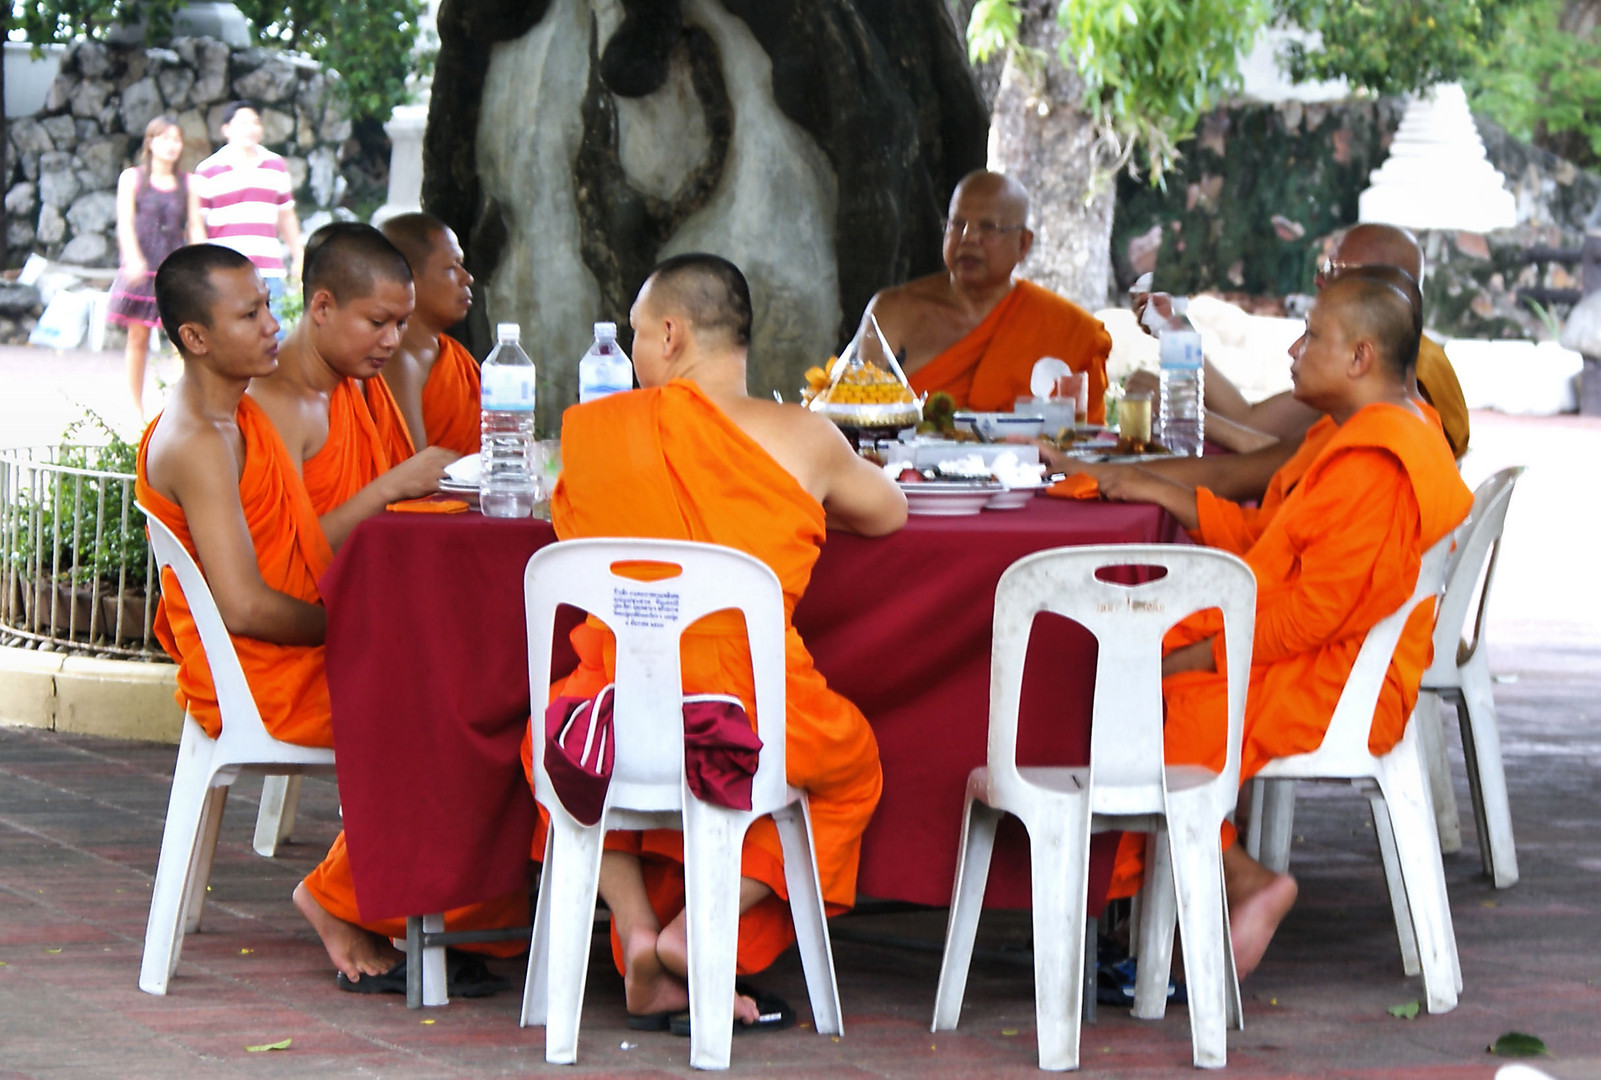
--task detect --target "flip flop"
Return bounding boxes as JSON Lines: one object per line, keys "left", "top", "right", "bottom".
{"left": 669, "top": 981, "right": 796, "bottom": 1037}
{"left": 333, "top": 953, "right": 512, "bottom": 999}
{"left": 336, "top": 959, "right": 407, "bottom": 995}
{"left": 1095, "top": 956, "right": 1186, "bottom": 1008}
{"left": 626, "top": 1010, "right": 678, "bottom": 1031}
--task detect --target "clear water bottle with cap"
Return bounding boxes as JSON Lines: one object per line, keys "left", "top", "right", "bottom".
{"left": 577, "top": 321, "right": 632, "bottom": 404}
{"left": 479, "top": 322, "right": 537, "bottom": 518}
{"left": 1158, "top": 324, "right": 1205, "bottom": 457}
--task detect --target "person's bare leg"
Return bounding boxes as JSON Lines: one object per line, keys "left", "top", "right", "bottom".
{"left": 656, "top": 877, "right": 772, "bottom": 1025}
{"left": 598, "top": 850, "right": 690, "bottom": 1017}
{"left": 125, "top": 324, "right": 151, "bottom": 419}
{"left": 292, "top": 879, "right": 401, "bottom": 981}
{"left": 1222, "top": 841, "right": 1297, "bottom": 979}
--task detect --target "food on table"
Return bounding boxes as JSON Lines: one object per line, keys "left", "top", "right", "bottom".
{"left": 809, "top": 349, "right": 922, "bottom": 430}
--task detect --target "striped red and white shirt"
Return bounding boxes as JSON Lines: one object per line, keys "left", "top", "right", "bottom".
{"left": 193, "top": 147, "right": 294, "bottom": 278}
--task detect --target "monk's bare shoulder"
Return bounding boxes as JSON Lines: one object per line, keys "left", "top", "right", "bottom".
{"left": 868, "top": 273, "right": 957, "bottom": 322}
{"left": 145, "top": 410, "right": 243, "bottom": 507}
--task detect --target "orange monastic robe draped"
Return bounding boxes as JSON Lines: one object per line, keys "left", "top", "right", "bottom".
{"left": 907, "top": 279, "right": 1112, "bottom": 422}
{"left": 304, "top": 378, "right": 402, "bottom": 515}
{"left": 1108, "top": 402, "right": 1473, "bottom": 897}
{"left": 533, "top": 379, "right": 884, "bottom": 976}
{"left": 1416, "top": 335, "right": 1470, "bottom": 460}
{"left": 365, "top": 371, "right": 417, "bottom": 467}
{"left": 419, "top": 334, "right": 482, "bottom": 455}
{"left": 135, "top": 396, "right": 334, "bottom": 746}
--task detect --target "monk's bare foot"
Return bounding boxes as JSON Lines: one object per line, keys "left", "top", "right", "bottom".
{"left": 292, "top": 881, "right": 400, "bottom": 983}
{"left": 655, "top": 918, "right": 760, "bottom": 1024}
{"left": 1228, "top": 871, "right": 1298, "bottom": 980}
{"left": 621, "top": 924, "right": 690, "bottom": 1018}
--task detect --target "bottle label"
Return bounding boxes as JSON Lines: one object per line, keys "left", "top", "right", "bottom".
{"left": 482, "top": 366, "right": 536, "bottom": 412}
{"left": 1158, "top": 331, "right": 1204, "bottom": 369}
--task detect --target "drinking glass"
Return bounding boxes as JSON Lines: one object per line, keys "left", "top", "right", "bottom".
{"left": 1120, "top": 391, "right": 1153, "bottom": 452}
{"left": 1054, "top": 372, "right": 1087, "bottom": 426}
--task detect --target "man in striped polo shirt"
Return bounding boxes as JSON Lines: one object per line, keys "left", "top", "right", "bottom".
{"left": 188, "top": 101, "right": 303, "bottom": 325}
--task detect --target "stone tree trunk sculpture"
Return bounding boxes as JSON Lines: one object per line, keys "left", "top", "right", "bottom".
{"left": 424, "top": 0, "right": 988, "bottom": 432}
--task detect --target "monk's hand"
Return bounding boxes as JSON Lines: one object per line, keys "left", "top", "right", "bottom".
{"left": 1162, "top": 637, "right": 1216, "bottom": 678}
{"left": 1096, "top": 465, "right": 1200, "bottom": 530}
{"left": 1124, "top": 368, "right": 1160, "bottom": 402}
{"left": 384, "top": 445, "right": 459, "bottom": 501}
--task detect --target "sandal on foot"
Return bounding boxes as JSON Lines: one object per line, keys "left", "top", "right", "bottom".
{"left": 336, "top": 959, "right": 407, "bottom": 995}
{"left": 669, "top": 982, "right": 795, "bottom": 1037}
{"left": 444, "top": 950, "right": 512, "bottom": 999}
{"left": 1095, "top": 957, "right": 1186, "bottom": 1008}
{"left": 626, "top": 1010, "right": 678, "bottom": 1031}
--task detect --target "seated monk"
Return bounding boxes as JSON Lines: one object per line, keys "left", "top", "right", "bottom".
{"left": 377, "top": 211, "right": 482, "bottom": 454}
{"left": 1091, "top": 274, "right": 1474, "bottom": 977}
{"left": 247, "top": 222, "right": 456, "bottom": 550}
{"left": 534, "top": 253, "right": 906, "bottom": 1028}
{"left": 136, "top": 244, "right": 331, "bottom": 750}
{"left": 865, "top": 169, "right": 1112, "bottom": 422}
{"left": 1056, "top": 223, "right": 1470, "bottom": 504}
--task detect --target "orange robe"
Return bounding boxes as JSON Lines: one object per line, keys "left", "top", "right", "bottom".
{"left": 304, "top": 377, "right": 403, "bottom": 515}
{"left": 136, "top": 397, "right": 334, "bottom": 747}
{"left": 907, "top": 279, "right": 1112, "bottom": 422}
{"left": 420, "top": 334, "right": 481, "bottom": 455}
{"left": 1416, "top": 335, "right": 1469, "bottom": 459}
{"left": 1109, "top": 402, "right": 1473, "bottom": 897}
{"left": 531, "top": 379, "right": 884, "bottom": 976}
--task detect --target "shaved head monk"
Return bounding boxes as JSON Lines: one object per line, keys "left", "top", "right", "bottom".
{"left": 537, "top": 253, "right": 906, "bottom": 1029}
{"left": 248, "top": 222, "right": 457, "bottom": 550}
{"left": 864, "top": 169, "right": 1113, "bottom": 421}
{"left": 377, "top": 212, "right": 481, "bottom": 454}
{"left": 136, "top": 244, "right": 333, "bottom": 748}
{"left": 1091, "top": 274, "right": 1473, "bottom": 977}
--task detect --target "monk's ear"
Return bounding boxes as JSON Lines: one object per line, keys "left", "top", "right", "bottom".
{"left": 1016, "top": 227, "right": 1034, "bottom": 264}
{"left": 1348, "top": 338, "right": 1379, "bottom": 379}
{"left": 177, "top": 321, "right": 209, "bottom": 357}
{"left": 308, "top": 287, "right": 338, "bottom": 324}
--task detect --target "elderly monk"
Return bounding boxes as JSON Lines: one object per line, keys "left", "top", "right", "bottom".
{"left": 865, "top": 170, "right": 1112, "bottom": 421}
{"left": 136, "top": 244, "right": 331, "bottom": 749}
{"left": 377, "top": 211, "right": 482, "bottom": 454}
{"left": 539, "top": 253, "right": 906, "bottom": 1028}
{"left": 1094, "top": 273, "right": 1473, "bottom": 977}
{"left": 247, "top": 222, "right": 455, "bottom": 550}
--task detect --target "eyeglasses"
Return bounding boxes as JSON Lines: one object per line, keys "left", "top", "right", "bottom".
{"left": 1315, "top": 257, "right": 1356, "bottom": 289}
{"left": 943, "top": 217, "right": 1027, "bottom": 241}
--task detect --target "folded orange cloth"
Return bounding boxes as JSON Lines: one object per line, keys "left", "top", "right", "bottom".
{"left": 385, "top": 497, "right": 469, "bottom": 514}
{"left": 1046, "top": 473, "right": 1100, "bottom": 500}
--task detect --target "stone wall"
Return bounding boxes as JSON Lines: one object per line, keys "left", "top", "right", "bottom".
{"left": 4, "top": 38, "right": 358, "bottom": 272}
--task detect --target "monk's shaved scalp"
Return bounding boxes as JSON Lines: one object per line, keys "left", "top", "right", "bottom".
{"left": 1334, "top": 223, "right": 1425, "bottom": 281}
{"left": 302, "top": 222, "right": 413, "bottom": 307}
{"left": 378, "top": 211, "right": 448, "bottom": 273}
{"left": 1322, "top": 275, "right": 1419, "bottom": 382}
{"left": 951, "top": 169, "right": 1029, "bottom": 224}
{"left": 645, "top": 253, "right": 753, "bottom": 348}
{"left": 155, "top": 243, "right": 255, "bottom": 354}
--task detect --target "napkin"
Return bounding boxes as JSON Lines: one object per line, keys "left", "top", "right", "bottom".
{"left": 386, "top": 497, "right": 470, "bottom": 514}
{"left": 443, "top": 454, "right": 481, "bottom": 486}
{"left": 1046, "top": 473, "right": 1100, "bottom": 500}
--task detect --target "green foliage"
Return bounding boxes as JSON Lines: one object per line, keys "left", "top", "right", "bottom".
{"left": 12, "top": 0, "right": 184, "bottom": 48}
{"left": 1275, "top": 0, "right": 1519, "bottom": 96}
{"left": 1465, "top": 0, "right": 1601, "bottom": 169}
{"left": 967, "top": 0, "right": 1271, "bottom": 184}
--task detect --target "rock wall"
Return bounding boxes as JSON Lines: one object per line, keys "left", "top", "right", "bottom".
{"left": 4, "top": 38, "right": 359, "bottom": 271}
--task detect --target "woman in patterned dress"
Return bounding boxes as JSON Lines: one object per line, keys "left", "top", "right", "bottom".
{"left": 110, "top": 115, "right": 189, "bottom": 418}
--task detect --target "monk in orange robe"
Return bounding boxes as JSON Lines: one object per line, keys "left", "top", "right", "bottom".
{"left": 247, "top": 222, "right": 455, "bottom": 550}
{"left": 1094, "top": 274, "right": 1474, "bottom": 977}
{"left": 534, "top": 253, "right": 906, "bottom": 1027}
{"left": 865, "top": 170, "right": 1112, "bottom": 421}
{"left": 378, "top": 212, "right": 483, "bottom": 455}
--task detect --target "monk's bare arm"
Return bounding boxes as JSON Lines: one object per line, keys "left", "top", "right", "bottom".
{"left": 317, "top": 445, "right": 457, "bottom": 551}
{"left": 164, "top": 430, "right": 325, "bottom": 644}
{"left": 1042, "top": 439, "right": 1293, "bottom": 505}
{"left": 1095, "top": 466, "right": 1200, "bottom": 531}
{"left": 813, "top": 421, "right": 907, "bottom": 537}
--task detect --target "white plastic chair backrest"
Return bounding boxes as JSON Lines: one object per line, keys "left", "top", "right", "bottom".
{"left": 987, "top": 545, "right": 1256, "bottom": 818}
{"left": 1311, "top": 532, "right": 1455, "bottom": 755}
{"left": 1429, "top": 467, "right": 1524, "bottom": 676}
{"left": 525, "top": 538, "right": 789, "bottom": 817}
{"left": 138, "top": 504, "right": 270, "bottom": 751}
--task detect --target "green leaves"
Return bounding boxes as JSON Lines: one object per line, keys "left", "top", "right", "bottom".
{"left": 1387, "top": 1000, "right": 1420, "bottom": 1019}
{"left": 244, "top": 1038, "right": 293, "bottom": 1052}
{"left": 1489, "top": 1032, "right": 1549, "bottom": 1057}
{"left": 1465, "top": 0, "right": 1601, "bottom": 169}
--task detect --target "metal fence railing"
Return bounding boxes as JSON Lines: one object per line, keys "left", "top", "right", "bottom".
{"left": 0, "top": 443, "right": 167, "bottom": 661}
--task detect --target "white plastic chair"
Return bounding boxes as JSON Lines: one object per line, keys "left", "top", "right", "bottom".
{"left": 1417, "top": 467, "right": 1525, "bottom": 888}
{"left": 1244, "top": 534, "right": 1461, "bottom": 1013}
{"left": 931, "top": 545, "right": 1257, "bottom": 1071}
{"left": 137, "top": 506, "right": 337, "bottom": 995}
{"left": 518, "top": 538, "right": 843, "bottom": 1071}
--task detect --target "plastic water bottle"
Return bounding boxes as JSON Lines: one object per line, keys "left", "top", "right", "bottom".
{"left": 577, "top": 321, "right": 633, "bottom": 403}
{"left": 479, "top": 322, "right": 537, "bottom": 518}
{"left": 1158, "top": 326, "right": 1205, "bottom": 457}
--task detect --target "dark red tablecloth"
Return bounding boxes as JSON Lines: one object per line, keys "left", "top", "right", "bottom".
{"left": 322, "top": 496, "right": 1181, "bottom": 922}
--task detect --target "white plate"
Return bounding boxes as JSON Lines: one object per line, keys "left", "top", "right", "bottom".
{"left": 440, "top": 478, "right": 479, "bottom": 492}
{"left": 899, "top": 480, "right": 1002, "bottom": 516}
{"left": 985, "top": 485, "right": 1043, "bottom": 510}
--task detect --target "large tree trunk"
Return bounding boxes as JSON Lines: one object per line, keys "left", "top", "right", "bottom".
{"left": 985, "top": 1, "right": 1114, "bottom": 310}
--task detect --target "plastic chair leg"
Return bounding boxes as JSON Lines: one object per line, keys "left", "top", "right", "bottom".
{"left": 541, "top": 813, "right": 607, "bottom": 1065}
{"left": 681, "top": 797, "right": 746, "bottom": 1071}
{"left": 253, "top": 775, "right": 301, "bottom": 857}
{"left": 773, "top": 799, "right": 842, "bottom": 1037}
{"left": 1457, "top": 655, "right": 1519, "bottom": 888}
{"left": 932, "top": 794, "right": 1002, "bottom": 1033}
{"left": 182, "top": 785, "right": 227, "bottom": 935}
{"left": 1132, "top": 830, "right": 1176, "bottom": 1021}
{"left": 1246, "top": 778, "right": 1297, "bottom": 874}
{"left": 139, "top": 734, "right": 216, "bottom": 994}
{"left": 1415, "top": 692, "right": 1463, "bottom": 854}
{"left": 1168, "top": 819, "right": 1229, "bottom": 1069}
{"left": 1367, "top": 787, "right": 1420, "bottom": 978}
{"left": 521, "top": 829, "right": 556, "bottom": 1028}
{"left": 1377, "top": 738, "right": 1461, "bottom": 1012}
{"left": 1027, "top": 802, "right": 1093, "bottom": 1072}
